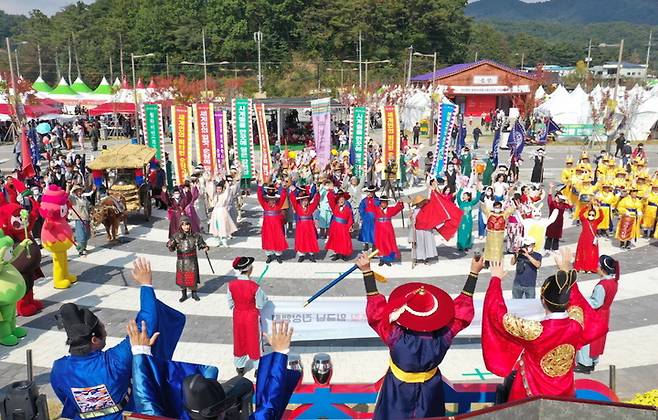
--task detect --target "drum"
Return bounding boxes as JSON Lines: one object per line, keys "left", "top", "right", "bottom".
{"left": 618, "top": 213, "right": 636, "bottom": 241}
{"left": 475, "top": 161, "right": 486, "bottom": 174}
{"left": 579, "top": 194, "right": 592, "bottom": 203}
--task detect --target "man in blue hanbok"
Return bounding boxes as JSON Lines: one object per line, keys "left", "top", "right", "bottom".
{"left": 355, "top": 252, "right": 482, "bottom": 419}
{"left": 50, "top": 257, "right": 187, "bottom": 420}
{"left": 358, "top": 185, "right": 379, "bottom": 251}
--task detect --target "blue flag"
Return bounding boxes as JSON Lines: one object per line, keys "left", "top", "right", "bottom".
{"left": 538, "top": 118, "right": 561, "bottom": 144}
{"left": 491, "top": 129, "right": 501, "bottom": 167}
{"left": 432, "top": 101, "right": 458, "bottom": 177}
{"left": 510, "top": 121, "right": 527, "bottom": 159}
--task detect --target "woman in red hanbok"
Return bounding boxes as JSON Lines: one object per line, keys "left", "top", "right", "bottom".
{"left": 574, "top": 205, "right": 604, "bottom": 273}
{"left": 367, "top": 195, "right": 404, "bottom": 266}
{"left": 325, "top": 189, "right": 354, "bottom": 260}
{"left": 257, "top": 182, "right": 288, "bottom": 264}
{"left": 290, "top": 186, "right": 320, "bottom": 262}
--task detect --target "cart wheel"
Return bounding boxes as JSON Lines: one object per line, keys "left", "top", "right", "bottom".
{"left": 144, "top": 191, "right": 152, "bottom": 221}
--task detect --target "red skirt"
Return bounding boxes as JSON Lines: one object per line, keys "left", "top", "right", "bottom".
{"left": 574, "top": 237, "right": 599, "bottom": 272}
{"left": 374, "top": 222, "right": 399, "bottom": 258}
{"left": 232, "top": 308, "right": 261, "bottom": 360}
{"left": 176, "top": 271, "right": 197, "bottom": 288}
{"left": 261, "top": 216, "right": 288, "bottom": 251}
{"left": 295, "top": 220, "right": 319, "bottom": 253}
{"left": 325, "top": 220, "right": 353, "bottom": 255}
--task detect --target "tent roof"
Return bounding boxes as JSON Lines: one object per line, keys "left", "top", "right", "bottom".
{"left": 251, "top": 97, "right": 344, "bottom": 109}
{"left": 87, "top": 144, "right": 156, "bottom": 170}
{"left": 71, "top": 77, "right": 94, "bottom": 93}
{"left": 88, "top": 101, "right": 135, "bottom": 116}
{"left": 93, "top": 77, "right": 114, "bottom": 95}
{"left": 32, "top": 76, "right": 52, "bottom": 92}
{"left": 411, "top": 59, "right": 535, "bottom": 82}
{"left": 50, "top": 78, "right": 79, "bottom": 96}
{"left": 113, "top": 77, "right": 121, "bottom": 87}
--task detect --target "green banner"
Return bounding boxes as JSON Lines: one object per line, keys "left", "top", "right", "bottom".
{"left": 233, "top": 98, "right": 254, "bottom": 179}
{"left": 351, "top": 107, "right": 367, "bottom": 179}
{"left": 560, "top": 124, "right": 605, "bottom": 137}
{"left": 142, "top": 103, "right": 163, "bottom": 160}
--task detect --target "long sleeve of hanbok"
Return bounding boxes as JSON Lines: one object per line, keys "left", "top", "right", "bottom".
{"left": 253, "top": 352, "right": 301, "bottom": 420}
{"left": 567, "top": 282, "right": 609, "bottom": 347}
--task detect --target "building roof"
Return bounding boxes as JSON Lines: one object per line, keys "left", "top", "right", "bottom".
{"left": 602, "top": 62, "right": 647, "bottom": 69}
{"left": 411, "top": 59, "right": 534, "bottom": 82}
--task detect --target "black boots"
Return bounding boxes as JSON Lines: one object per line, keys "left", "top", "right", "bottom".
{"left": 266, "top": 254, "right": 275, "bottom": 263}
{"left": 191, "top": 291, "right": 200, "bottom": 301}
{"left": 179, "top": 289, "right": 188, "bottom": 302}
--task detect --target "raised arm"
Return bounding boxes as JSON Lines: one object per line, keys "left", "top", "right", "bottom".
{"left": 355, "top": 253, "right": 395, "bottom": 345}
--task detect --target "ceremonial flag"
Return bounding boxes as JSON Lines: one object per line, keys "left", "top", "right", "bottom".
{"left": 431, "top": 101, "right": 458, "bottom": 178}
{"left": 455, "top": 120, "right": 467, "bottom": 154}
{"left": 311, "top": 98, "right": 332, "bottom": 167}
{"left": 350, "top": 106, "right": 368, "bottom": 179}
{"left": 538, "top": 118, "right": 561, "bottom": 144}
{"left": 254, "top": 102, "right": 271, "bottom": 182}
{"left": 232, "top": 98, "right": 255, "bottom": 179}
{"left": 193, "top": 103, "right": 216, "bottom": 175}
{"left": 141, "top": 103, "right": 165, "bottom": 160}
{"left": 510, "top": 120, "right": 527, "bottom": 159}
{"left": 381, "top": 105, "right": 400, "bottom": 179}
{"left": 491, "top": 128, "right": 501, "bottom": 167}
{"left": 19, "top": 127, "right": 35, "bottom": 179}
{"left": 171, "top": 105, "right": 192, "bottom": 186}
{"left": 214, "top": 109, "right": 229, "bottom": 174}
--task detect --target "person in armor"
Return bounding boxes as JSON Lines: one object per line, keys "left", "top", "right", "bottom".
{"left": 167, "top": 216, "right": 209, "bottom": 302}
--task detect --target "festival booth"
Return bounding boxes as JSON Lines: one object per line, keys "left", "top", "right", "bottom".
{"left": 411, "top": 60, "right": 536, "bottom": 117}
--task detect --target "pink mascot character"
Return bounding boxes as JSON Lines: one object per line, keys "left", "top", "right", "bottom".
{"left": 40, "top": 185, "right": 77, "bottom": 289}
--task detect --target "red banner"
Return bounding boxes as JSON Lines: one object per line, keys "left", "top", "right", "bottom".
{"left": 254, "top": 103, "right": 271, "bottom": 182}
{"left": 382, "top": 105, "right": 400, "bottom": 178}
{"left": 172, "top": 105, "right": 192, "bottom": 185}
{"left": 194, "top": 103, "right": 216, "bottom": 174}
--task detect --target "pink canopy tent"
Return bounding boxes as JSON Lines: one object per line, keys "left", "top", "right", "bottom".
{"left": 88, "top": 102, "right": 136, "bottom": 116}
{"left": 0, "top": 103, "right": 63, "bottom": 119}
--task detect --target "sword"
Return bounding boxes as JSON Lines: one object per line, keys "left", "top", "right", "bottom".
{"left": 257, "top": 264, "right": 270, "bottom": 284}
{"left": 204, "top": 249, "right": 215, "bottom": 274}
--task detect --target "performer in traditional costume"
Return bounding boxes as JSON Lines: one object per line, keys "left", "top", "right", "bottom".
{"left": 482, "top": 249, "right": 607, "bottom": 402}
{"left": 317, "top": 180, "right": 333, "bottom": 239}
{"left": 483, "top": 200, "right": 514, "bottom": 264}
{"left": 290, "top": 186, "right": 320, "bottom": 262}
{"left": 227, "top": 256, "right": 268, "bottom": 375}
{"left": 51, "top": 257, "right": 185, "bottom": 420}
{"left": 616, "top": 187, "right": 643, "bottom": 249}
{"left": 642, "top": 180, "right": 658, "bottom": 238}
{"left": 208, "top": 181, "right": 238, "bottom": 247}
{"left": 325, "top": 189, "right": 354, "bottom": 261}
{"left": 354, "top": 252, "right": 482, "bottom": 419}
{"left": 408, "top": 195, "right": 438, "bottom": 265}
{"left": 574, "top": 205, "right": 603, "bottom": 273}
{"left": 162, "top": 187, "right": 192, "bottom": 238}
{"left": 257, "top": 183, "right": 288, "bottom": 263}
{"left": 574, "top": 255, "right": 620, "bottom": 374}
{"left": 544, "top": 187, "right": 571, "bottom": 253}
{"left": 167, "top": 216, "right": 208, "bottom": 302}
{"left": 530, "top": 148, "right": 545, "bottom": 183}
{"left": 595, "top": 183, "right": 619, "bottom": 236}
{"left": 367, "top": 195, "right": 404, "bottom": 266}
{"left": 358, "top": 185, "right": 379, "bottom": 251}
{"left": 456, "top": 188, "right": 481, "bottom": 251}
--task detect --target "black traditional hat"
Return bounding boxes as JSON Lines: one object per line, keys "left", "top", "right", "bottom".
{"left": 541, "top": 269, "right": 577, "bottom": 312}
{"left": 57, "top": 303, "right": 100, "bottom": 355}
{"left": 599, "top": 255, "right": 618, "bottom": 276}
{"left": 179, "top": 215, "right": 192, "bottom": 226}
{"left": 232, "top": 256, "right": 255, "bottom": 271}
{"left": 183, "top": 374, "right": 227, "bottom": 419}
{"left": 363, "top": 184, "right": 379, "bottom": 193}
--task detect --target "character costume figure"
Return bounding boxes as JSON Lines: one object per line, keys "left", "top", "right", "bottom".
{"left": 40, "top": 184, "right": 77, "bottom": 289}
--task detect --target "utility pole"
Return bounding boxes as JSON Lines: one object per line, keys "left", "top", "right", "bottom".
{"left": 646, "top": 30, "right": 653, "bottom": 81}
{"left": 608, "top": 39, "right": 624, "bottom": 152}
{"left": 358, "top": 31, "right": 362, "bottom": 89}
{"left": 67, "top": 38, "right": 72, "bottom": 83}
{"left": 55, "top": 48, "right": 61, "bottom": 80}
{"left": 6, "top": 37, "right": 24, "bottom": 134}
{"left": 202, "top": 28, "right": 208, "bottom": 98}
{"left": 166, "top": 54, "right": 170, "bottom": 78}
{"left": 119, "top": 33, "right": 124, "bottom": 78}
{"left": 254, "top": 29, "right": 263, "bottom": 94}
{"left": 474, "top": 51, "right": 478, "bottom": 61}
{"left": 14, "top": 48, "right": 20, "bottom": 78}
{"left": 406, "top": 45, "right": 413, "bottom": 86}
{"left": 109, "top": 55, "right": 113, "bottom": 81}
{"left": 37, "top": 43, "right": 42, "bottom": 76}
{"left": 72, "top": 32, "right": 81, "bottom": 78}
{"left": 586, "top": 39, "right": 593, "bottom": 69}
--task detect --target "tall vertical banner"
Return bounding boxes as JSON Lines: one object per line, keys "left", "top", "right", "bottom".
{"left": 171, "top": 105, "right": 193, "bottom": 186}
{"left": 311, "top": 98, "right": 332, "bottom": 167}
{"left": 254, "top": 103, "right": 271, "bottom": 182}
{"left": 141, "top": 103, "right": 165, "bottom": 160}
{"left": 232, "top": 98, "right": 254, "bottom": 179}
{"left": 431, "top": 101, "right": 458, "bottom": 178}
{"left": 381, "top": 105, "right": 400, "bottom": 179}
{"left": 193, "top": 103, "right": 216, "bottom": 175}
{"left": 214, "top": 109, "right": 229, "bottom": 174}
{"left": 350, "top": 107, "right": 368, "bottom": 179}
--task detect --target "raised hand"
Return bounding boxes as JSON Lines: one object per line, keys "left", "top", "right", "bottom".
{"left": 490, "top": 260, "right": 506, "bottom": 279}
{"left": 131, "top": 257, "right": 153, "bottom": 286}
{"left": 355, "top": 252, "right": 372, "bottom": 272}
{"left": 126, "top": 319, "right": 159, "bottom": 347}
{"left": 554, "top": 247, "right": 573, "bottom": 272}
{"left": 264, "top": 320, "right": 294, "bottom": 353}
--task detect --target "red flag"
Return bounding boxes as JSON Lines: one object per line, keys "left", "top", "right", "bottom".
{"left": 415, "top": 191, "right": 463, "bottom": 241}
{"left": 19, "top": 127, "right": 36, "bottom": 180}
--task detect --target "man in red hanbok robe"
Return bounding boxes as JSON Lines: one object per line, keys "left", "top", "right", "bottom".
{"left": 574, "top": 255, "right": 620, "bottom": 374}
{"left": 227, "top": 256, "right": 268, "bottom": 375}
{"left": 290, "top": 186, "right": 320, "bottom": 262}
{"left": 325, "top": 189, "right": 354, "bottom": 261}
{"left": 257, "top": 182, "right": 288, "bottom": 264}
{"left": 574, "top": 205, "right": 604, "bottom": 273}
{"left": 367, "top": 195, "right": 404, "bottom": 266}
{"left": 482, "top": 248, "right": 607, "bottom": 402}
{"left": 545, "top": 187, "right": 572, "bottom": 252}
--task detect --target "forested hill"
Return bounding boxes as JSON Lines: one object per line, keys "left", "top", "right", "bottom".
{"left": 466, "top": 0, "right": 658, "bottom": 25}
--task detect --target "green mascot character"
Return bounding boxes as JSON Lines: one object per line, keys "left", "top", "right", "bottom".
{"left": 0, "top": 229, "right": 31, "bottom": 346}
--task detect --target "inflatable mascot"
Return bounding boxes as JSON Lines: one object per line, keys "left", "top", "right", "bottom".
{"left": 0, "top": 229, "right": 31, "bottom": 345}
{"left": 40, "top": 185, "right": 77, "bottom": 289}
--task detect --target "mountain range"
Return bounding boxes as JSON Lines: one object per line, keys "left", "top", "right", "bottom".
{"left": 466, "top": 0, "right": 658, "bottom": 25}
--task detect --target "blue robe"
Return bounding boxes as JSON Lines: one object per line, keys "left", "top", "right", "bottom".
{"left": 358, "top": 197, "right": 380, "bottom": 244}
{"left": 51, "top": 286, "right": 185, "bottom": 420}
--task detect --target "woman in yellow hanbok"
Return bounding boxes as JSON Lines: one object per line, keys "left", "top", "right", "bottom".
{"left": 572, "top": 171, "right": 597, "bottom": 222}
{"left": 635, "top": 175, "right": 651, "bottom": 200}
{"left": 595, "top": 183, "right": 619, "bottom": 236}
{"left": 616, "top": 188, "right": 644, "bottom": 249}
{"left": 643, "top": 180, "right": 658, "bottom": 238}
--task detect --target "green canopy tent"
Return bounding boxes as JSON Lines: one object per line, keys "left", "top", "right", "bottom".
{"left": 92, "top": 76, "right": 114, "bottom": 95}
{"left": 31, "top": 76, "right": 52, "bottom": 93}
{"left": 50, "top": 77, "right": 79, "bottom": 96}
{"left": 71, "top": 77, "right": 93, "bottom": 93}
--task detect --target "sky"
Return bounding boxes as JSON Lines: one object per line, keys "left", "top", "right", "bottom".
{"left": 0, "top": 0, "right": 95, "bottom": 16}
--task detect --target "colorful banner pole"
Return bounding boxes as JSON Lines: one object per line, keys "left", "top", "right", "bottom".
{"left": 141, "top": 103, "right": 165, "bottom": 160}
{"left": 350, "top": 106, "right": 368, "bottom": 179}
{"left": 381, "top": 104, "right": 400, "bottom": 179}
{"left": 311, "top": 97, "right": 332, "bottom": 167}
{"left": 232, "top": 98, "right": 255, "bottom": 179}
{"left": 193, "top": 103, "right": 216, "bottom": 175}
{"left": 214, "top": 108, "right": 229, "bottom": 174}
{"left": 431, "top": 101, "right": 458, "bottom": 178}
{"left": 171, "top": 105, "right": 192, "bottom": 186}
{"left": 254, "top": 102, "right": 271, "bottom": 182}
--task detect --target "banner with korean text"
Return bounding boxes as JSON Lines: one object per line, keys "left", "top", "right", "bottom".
{"left": 349, "top": 107, "right": 368, "bottom": 179}
{"left": 232, "top": 98, "right": 254, "bottom": 179}
{"left": 171, "top": 105, "right": 192, "bottom": 185}
{"left": 254, "top": 102, "right": 271, "bottom": 182}
{"left": 193, "top": 103, "right": 216, "bottom": 175}
{"left": 213, "top": 108, "right": 229, "bottom": 174}
{"left": 311, "top": 97, "right": 332, "bottom": 167}
{"left": 141, "top": 103, "right": 164, "bottom": 160}
{"left": 431, "top": 101, "right": 458, "bottom": 178}
{"left": 381, "top": 105, "right": 400, "bottom": 179}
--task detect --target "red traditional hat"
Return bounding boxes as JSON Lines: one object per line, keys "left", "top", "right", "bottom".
{"left": 386, "top": 282, "right": 454, "bottom": 332}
